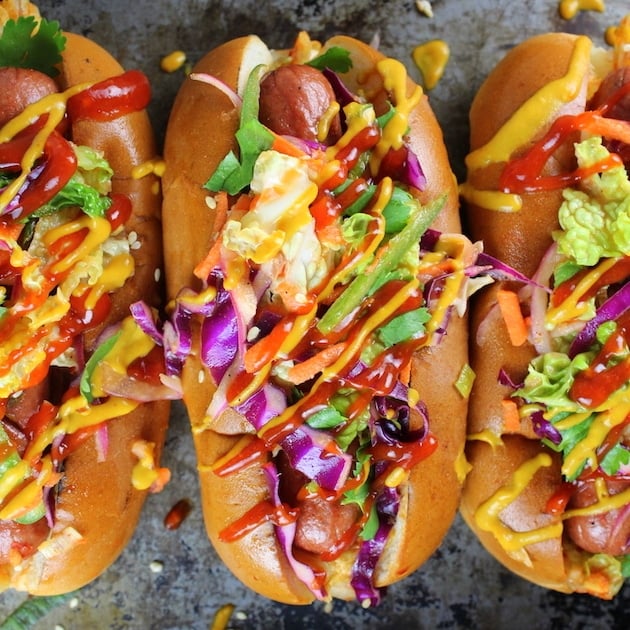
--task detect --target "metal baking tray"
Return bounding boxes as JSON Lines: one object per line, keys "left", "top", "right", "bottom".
{"left": 0, "top": 1, "right": 628, "bottom": 628}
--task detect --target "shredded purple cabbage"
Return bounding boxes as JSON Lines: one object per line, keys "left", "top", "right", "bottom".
{"left": 530, "top": 410, "right": 562, "bottom": 445}
{"left": 498, "top": 368, "right": 524, "bottom": 390}
{"left": 350, "top": 486, "right": 400, "bottom": 606}
{"left": 402, "top": 147, "right": 426, "bottom": 191}
{"left": 569, "top": 281, "right": 630, "bottom": 358}
{"left": 322, "top": 68, "right": 358, "bottom": 108}
{"left": 235, "top": 383, "right": 286, "bottom": 431}
{"left": 162, "top": 303, "right": 192, "bottom": 376}
{"left": 473, "top": 251, "right": 549, "bottom": 289}
{"left": 201, "top": 287, "right": 238, "bottom": 383}
{"left": 281, "top": 424, "right": 353, "bottom": 492}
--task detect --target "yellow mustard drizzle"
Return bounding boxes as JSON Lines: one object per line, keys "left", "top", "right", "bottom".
{"left": 457, "top": 181, "right": 522, "bottom": 213}
{"left": 412, "top": 40, "right": 450, "bottom": 90}
{"left": 462, "top": 36, "right": 592, "bottom": 212}
{"left": 84, "top": 253, "right": 135, "bottom": 309}
{"left": 466, "top": 36, "right": 591, "bottom": 172}
{"left": 454, "top": 447, "right": 472, "bottom": 484}
{"left": 317, "top": 179, "right": 391, "bottom": 303}
{"left": 560, "top": 388, "right": 630, "bottom": 479}
{"left": 0, "top": 459, "right": 30, "bottom": 503}
{"left": 43, "top": 215, "right": 112, "bottom": 275}
{"left": 325, "top": 102, "right": 373, "bottom": 161}
{"left": 0, "top": 459, "right": 55, "bottom": 521}
{"left": 545, "top": 257, "right": 618, "bottom": 327}
{"left": 558, "top": 0, "right": 605, "bottom": 21}
{"left": 475, "top": 453, "right": 563, "bottom": 559}
{"left": 370, "top": 58, "right": 423, "bottom": 175}
{"left": 317, "top": 101, "right": 341, "bottom": 143}
{"left": 467, "top": 429, "right": 504, "bottom": 448}
{"left": 0, "top": 83, "right": 92, "bottom": 214}
{"left": 564, "top": 486, "right": 630, "bottom": 520}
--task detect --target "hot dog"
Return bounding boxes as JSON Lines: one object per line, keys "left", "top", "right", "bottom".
{"left": 160, "top": 31, "right": 490, "bottom": 605}
{"left": 0, "top": 1, "right": 172, "bottom": 594}
{"left": 460, "top": 18, "right": 630, "bottom": 598}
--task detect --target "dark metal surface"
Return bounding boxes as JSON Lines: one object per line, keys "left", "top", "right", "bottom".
{"left": 1, "top": 1, "right": 629, "bottom": 628}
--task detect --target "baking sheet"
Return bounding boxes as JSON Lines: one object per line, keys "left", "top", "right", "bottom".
{"left": 1, "top": 0, "right": 629, "bottom": 628}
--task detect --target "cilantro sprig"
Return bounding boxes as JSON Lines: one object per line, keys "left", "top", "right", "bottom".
{"left": 306, "top": 46, "right": 353, "bottom": 73}
{"left": 0, "top": 16, "right": 66, "bottom": 77}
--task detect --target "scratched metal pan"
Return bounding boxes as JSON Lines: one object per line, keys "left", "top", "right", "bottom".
{"left": 0, "top": 1, "right": 628, "bottom": 628}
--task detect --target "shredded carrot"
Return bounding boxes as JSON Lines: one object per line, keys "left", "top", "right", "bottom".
{"left": 399, "top": 360, "right": 411, "bottom": 386}
{"left": 274, "top": 279, "right": 315, "bottom": 314}
{"left": 501, "top": 399, "right": 521, "bottom": 433}
{"left": 316, "top": 222, "right": 345, "bottom": 247}
{"left": 286, "top": 342, "right": 347, "bottom": 384}
{"left": 496, "top": 289, "right": 528, "bottom": 346}
{"left": 271, "top": 133, "right": 306, "bottom": 158}
{"left": 419, "top": 259, "right": 454, "bottom": 279}
{"left": 244, "top": 320, "right": 292, "bottom": 373}
{"left": 193, "top": 238, "right": 223, "bottom": 281}
{"left": 193, "top": 191, "right": 229, "bottom": 280}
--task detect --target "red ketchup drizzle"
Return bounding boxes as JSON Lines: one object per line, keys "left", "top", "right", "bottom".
{"left": 570, "top": 310, "right": 630, "bottom": 408}
{"left": 219, "top": 499, "right": 298, "bottom": 543}
{"left": 310, "top": 125, "right": 380, "bottom": 231}
{"left": 544, "top": 481, "right": 574, "bottom": 515}
{"left": 66, "top": 70, "right": 151, "bottom": 122}
{"left": 551, "top": 258, "right": 630, "bottom": 307}
{"left": 499, "top": 111, "right": 624, "bottom": 193}
{"left": 2, "top": 130, "right": 77, "bottom": 221}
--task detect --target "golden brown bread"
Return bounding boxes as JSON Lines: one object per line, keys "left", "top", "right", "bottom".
{"left": 163, "top": 33, "right": 470, "bottom": 604}
{"left": 0, "top": 21, "right": 169, "bottom": 594}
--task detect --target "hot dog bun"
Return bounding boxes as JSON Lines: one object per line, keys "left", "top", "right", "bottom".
{"left": 461, "top": 24, "right": 630, "bottom": 599}
{"left": 0, "top": 4, "right": 169, "bottom": 595}
{"left": 163, "top": 33, "right": 474, "bottom": 604}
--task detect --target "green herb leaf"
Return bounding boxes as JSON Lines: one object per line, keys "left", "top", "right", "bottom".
{"left": 0, "top": 17, "right": 66, "bottom": 77}
{"left": 80, "top": 331, "right": 121, "bottom": 403}
{"left": 305, "top": 406, "right": 346, "bottom": 430}
{"left": 600, "top": 442, "right": 630, "bottom": 476}
{"left": 204, "top": 65, "right": 274, "bottom": 195}
{"left": 360, "top": 502, "right": 379, "bottom": 541}
{"left": 306, "top": 47, "right": 353, "bottom": 73}
{"left": 377, "top": 307, "right": 430, "bottom": 347}
{"left": 382, "top": 187, "right": 416, "bottom": 234}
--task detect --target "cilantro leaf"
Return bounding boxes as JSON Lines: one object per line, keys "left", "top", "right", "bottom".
{"left": 600, "top": 443, "right": 630, "bottom": 476}
{"left": 306, "top": 406, "right": 346, "bottom": 430}
{"left": 0, "top": 17, "right": 66, "bottom": 77}
{"left": 307, "top": 47, "right": 353, "bottom": 73}
{"left": 378, "top": 307, "right": 431, "bottom": 347}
